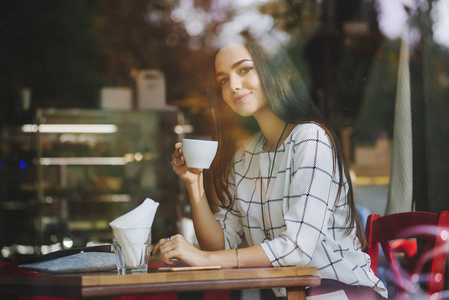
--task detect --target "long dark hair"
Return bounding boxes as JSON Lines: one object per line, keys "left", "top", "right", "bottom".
{"left": 208, "top": 39, "right": 366, "bottom": 248}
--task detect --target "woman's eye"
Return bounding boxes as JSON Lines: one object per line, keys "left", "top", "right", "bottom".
{"left": 219, "top": 78, "right": 228, "bottom": 86}
{"left": 240, "top": 66, "right": 253, "bottom": 74}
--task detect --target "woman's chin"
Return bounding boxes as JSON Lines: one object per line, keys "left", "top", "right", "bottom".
{"left": 231, "top": 106, "right": 256, "bottom": 117}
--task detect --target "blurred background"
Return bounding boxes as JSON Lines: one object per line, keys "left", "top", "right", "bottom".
{"left": 1, "top": 0, "right": 448, "bottom": 261}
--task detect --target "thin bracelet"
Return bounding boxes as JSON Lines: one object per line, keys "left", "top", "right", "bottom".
{"left": 235, "top": 248, "right": 240, "bottom": 269}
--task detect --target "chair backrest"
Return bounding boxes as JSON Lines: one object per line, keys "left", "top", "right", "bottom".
{"left": 366, "top": 211, "right": 449, "bottom": 300}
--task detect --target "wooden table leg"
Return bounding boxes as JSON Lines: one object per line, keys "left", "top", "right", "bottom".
{"left": 286, "top": 287, "right": 306, "bottom": 300}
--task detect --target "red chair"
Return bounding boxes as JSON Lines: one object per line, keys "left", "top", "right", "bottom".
{"left": 366, "top": 211, "right": 449, "bottom": 300}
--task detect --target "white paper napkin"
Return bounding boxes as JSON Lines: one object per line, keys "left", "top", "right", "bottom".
{"left": 110, "top": 198, "right": 159, "bottom": 229}
{"left": 110, "top": 198, "right": 159, "bottom": 267}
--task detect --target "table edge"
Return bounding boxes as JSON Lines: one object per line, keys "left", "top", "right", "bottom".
{"left": 0, "top": 266, "right": 318, "bottom": 287}
{"left": 81, "top": 276, "right": 322, "bottom": 298}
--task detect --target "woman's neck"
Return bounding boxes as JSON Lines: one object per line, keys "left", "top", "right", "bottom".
{"left": 254, "top": 109, "right": 293, "bottom": 151}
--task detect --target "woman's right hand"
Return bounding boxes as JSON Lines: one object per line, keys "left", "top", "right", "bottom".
{"left": 152, "top": 234, "right": 211, "bottom": 267}
{"left": 171, "top": 142, "right": 203, "bottom": 184}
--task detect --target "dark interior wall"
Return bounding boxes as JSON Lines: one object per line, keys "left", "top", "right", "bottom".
{"left": 0, "top": 1, "right": 105, "bottom": 116}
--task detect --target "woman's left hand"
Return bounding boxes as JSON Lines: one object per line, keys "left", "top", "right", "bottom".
{"left": 152, "top": 234, "right": 210, "bottom": 266}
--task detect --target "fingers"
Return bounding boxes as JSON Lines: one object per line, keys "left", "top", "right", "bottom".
{"left": 152, "top": 236, "right": 173, "bottom": 256}
{"left": 171, "top": 143, "right": 185, "bottom": 167}
{"left": 173, "top": 143, "right": 183, "bottom": 158}
{"left": 171, "top": 158, "right": 185, "bottom": 168}
{"left": 151, "top": 239, "right": 163, "bottom": 256}
{"left": 157, "top": 234, "right": 183, "bottom": 265}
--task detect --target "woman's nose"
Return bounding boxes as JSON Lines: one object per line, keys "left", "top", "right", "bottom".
{"left": 229, "top": 75, "right": 242, "bottom": 92}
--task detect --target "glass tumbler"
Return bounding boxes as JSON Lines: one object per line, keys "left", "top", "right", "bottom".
{"left": 112, "top": 228, "right": 152, "bottom": 274}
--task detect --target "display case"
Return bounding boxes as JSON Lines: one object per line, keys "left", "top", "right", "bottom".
{"left": 29, "top": 108, "right": 182, "bottom": 248}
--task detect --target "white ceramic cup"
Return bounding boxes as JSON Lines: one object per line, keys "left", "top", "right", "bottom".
{"left": 182, "top": 138, "right": 218, "bottom": 169}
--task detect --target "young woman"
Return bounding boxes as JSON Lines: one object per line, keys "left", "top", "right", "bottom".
{"left": 153, "top": 39, "right": 387, "bottom": 299}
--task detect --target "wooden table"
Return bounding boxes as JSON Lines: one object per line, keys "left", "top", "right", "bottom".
{"left": 0, "top": 266, "right": 320, "bottom": 300}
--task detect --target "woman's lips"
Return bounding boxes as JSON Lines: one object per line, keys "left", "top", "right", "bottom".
{"left": 233, "top": 93, "right": 250, "bottom": 104}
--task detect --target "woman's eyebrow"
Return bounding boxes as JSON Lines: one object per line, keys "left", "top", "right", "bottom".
{"left": 216, "top": 59, "right": 253, "bottom": 78}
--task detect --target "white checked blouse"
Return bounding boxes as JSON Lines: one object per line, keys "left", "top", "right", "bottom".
{"left": 214, "top": 123, "right": 387, "bottom": 297}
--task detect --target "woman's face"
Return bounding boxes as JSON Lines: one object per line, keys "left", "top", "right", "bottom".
{"left": 215, "top": 43, "right": 267, "bottom": 117}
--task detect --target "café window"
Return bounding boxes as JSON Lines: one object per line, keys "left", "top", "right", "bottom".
{"left": 0, "top": 0, "right": 448, "bottom": 257}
